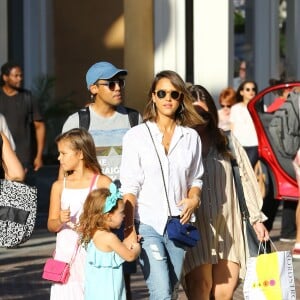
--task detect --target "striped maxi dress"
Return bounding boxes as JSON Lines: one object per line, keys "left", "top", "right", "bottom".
{"left": 183, "top": 134, "right": 266, "bottom": 280}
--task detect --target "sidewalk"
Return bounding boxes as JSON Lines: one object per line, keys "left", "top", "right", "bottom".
{"left": 0, "top": 214, "right": 299, "bottom": 299}
{"left": 0, "top": 229, "right": 55, "bottom": 299}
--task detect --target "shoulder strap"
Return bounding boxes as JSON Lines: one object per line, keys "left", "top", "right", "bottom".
{"left": 227, "top": 135, "right": 267, "bottom": 256}
{"left": 125, "top": 107, "right": 139, "bottom": 127}
{"left": 89, "top": 174, "right": 98, "bottom": 192}
{"left": 78, "top": 107, "right": 90, "bottom": 130}
{"left": 78, "top": 106, "right": 138, "bottom": 129}
{"left": 227, "top": 135, "right": 250, "bottom": 219}
{"left": 145, "top": 123, "right": 172, "bottom": 216}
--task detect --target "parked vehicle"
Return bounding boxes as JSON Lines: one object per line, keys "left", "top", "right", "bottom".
{"left": 248, "top": 82, "right": 300, "bottom": 201}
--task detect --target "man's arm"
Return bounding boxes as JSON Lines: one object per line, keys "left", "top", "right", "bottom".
{"left": 33, "top": 120, "right": 45, "bottom": 171}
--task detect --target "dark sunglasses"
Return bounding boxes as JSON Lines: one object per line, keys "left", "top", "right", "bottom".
{"left": 96, "top": 79, "right": 125, "bottom": 91}
{"left": 155, "top": 90, "right": 182, "bottom": 101}
{"left": 221, "top": 104, "right": 232, "bottom": 108}
{"left": 244, "top": 87, "right": 256, "bottom": 92}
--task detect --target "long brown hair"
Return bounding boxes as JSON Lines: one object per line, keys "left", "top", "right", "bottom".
{"left": 189, "top": 85, "right": 230, "bottom": 158}
{"left": 56, "top": 128, "right": 102, "bottom": 174}
{"left": 78, "top": 188, "right": 122, "bottom": 247}
{"left": 143, "top": 70, "right": 204, "bottom": 127}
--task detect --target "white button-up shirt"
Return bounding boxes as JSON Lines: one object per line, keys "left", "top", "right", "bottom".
{"left": 120, "top": 121, "right": 203, "bottom": 235}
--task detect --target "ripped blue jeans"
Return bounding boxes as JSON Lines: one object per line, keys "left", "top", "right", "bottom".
{"left": 136, "top": 222, "right": 186, "bottom": 300}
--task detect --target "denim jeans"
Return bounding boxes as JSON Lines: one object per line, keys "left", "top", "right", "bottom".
{"left": 136, "top": 222, "right": 186, "bottom": 300}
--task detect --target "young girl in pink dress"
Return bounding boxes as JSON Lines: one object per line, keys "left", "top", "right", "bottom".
{"left": 47, "top": 128, "right": 112, "bottom": 299}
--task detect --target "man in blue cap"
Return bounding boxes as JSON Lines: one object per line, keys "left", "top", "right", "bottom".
{"left": 62, "top": 61, "right": 141, "bottom": 299}
{"left": 63, "top": 61, "right": 141, "bottom": 179}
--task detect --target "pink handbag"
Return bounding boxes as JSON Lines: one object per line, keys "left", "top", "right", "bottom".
{"left": 42, "top": 258, "right": 70, "bottom": 284}
{"left": 42, "top": 174, "right": 97, "bottom": 284}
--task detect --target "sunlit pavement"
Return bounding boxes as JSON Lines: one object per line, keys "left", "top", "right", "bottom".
{"left": 1, "top": 212, "right": 300, "bottom": 299}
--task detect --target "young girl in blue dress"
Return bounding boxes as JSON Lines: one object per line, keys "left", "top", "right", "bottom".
{"left": 78, "top": 184, "right": 141, "bottom": 300}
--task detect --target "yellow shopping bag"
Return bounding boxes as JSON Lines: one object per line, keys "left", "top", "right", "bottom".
{"left": 243, "top": 242, "right": 296, "bottom": 300}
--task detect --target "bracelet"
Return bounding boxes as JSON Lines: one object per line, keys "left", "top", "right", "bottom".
{"left": 124, "top": 224, "right": 134, "bottom": 231}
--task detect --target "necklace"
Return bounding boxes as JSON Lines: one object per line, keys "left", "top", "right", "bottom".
{"left": 162, "top": 134, "right": 172, "bottom": 147}
{"left": 158, "top": 124, "right": 175, "bottom": 153}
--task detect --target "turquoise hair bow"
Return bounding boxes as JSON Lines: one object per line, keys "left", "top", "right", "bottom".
{"left": 103, "top": 183, "right": 122, "bottom": 213}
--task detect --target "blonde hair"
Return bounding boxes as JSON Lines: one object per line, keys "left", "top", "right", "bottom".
{"left": 143, "top": 70, "right": 204, "bottom": 127}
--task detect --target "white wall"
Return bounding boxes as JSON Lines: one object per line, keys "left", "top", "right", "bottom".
{"left": 154, "top": 0, "right": 186, "bottom": 79}
{"left": 193, "top": 0, "right": 234, "bottom": 101}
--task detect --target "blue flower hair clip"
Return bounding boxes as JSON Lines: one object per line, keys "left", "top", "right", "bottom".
{"left": 103, "top": 183, "right": 122, "bottom": 213}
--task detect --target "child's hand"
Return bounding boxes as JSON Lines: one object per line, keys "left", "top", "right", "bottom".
{"left": 60, "top": 207, "right": 71, "bottom": 224}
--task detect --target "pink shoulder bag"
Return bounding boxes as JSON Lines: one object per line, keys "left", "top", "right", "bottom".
{"left": 42, "top": 174, "right": 97, "bottom": 284}
{"left": 42, "top": 250, "right": 76, "bottom": 284}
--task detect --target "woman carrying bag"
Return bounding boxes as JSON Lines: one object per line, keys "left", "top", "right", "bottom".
{"left": 47, "top": 128, "right": 112, "bottom": 299}
{"left": 183, "top": 85, "right": 269, "bottom": 300}
{"left": 120, "top": 70, "right": 204, "bottom": 299}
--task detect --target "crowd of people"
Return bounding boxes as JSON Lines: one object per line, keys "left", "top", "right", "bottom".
{"left": 0, "top": 59, "right": 299, "bottom": 299}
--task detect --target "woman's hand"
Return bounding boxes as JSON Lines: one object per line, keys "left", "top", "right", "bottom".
{"left": 177, "top": 195, "right": 200, "bottom": 224}
{"left": 253, "top": 221, "right": 269, "bottom": 242}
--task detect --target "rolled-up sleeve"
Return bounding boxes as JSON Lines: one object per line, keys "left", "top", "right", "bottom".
{"left": 233, "top": 135, "right": 267, "bottom": 224}
{"left": 187, "top": 133, "right": 204, "bottom": 190}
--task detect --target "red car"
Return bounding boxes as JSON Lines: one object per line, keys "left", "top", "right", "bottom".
{"left": 248, "top": 82, "right": 300, "bottom": 201}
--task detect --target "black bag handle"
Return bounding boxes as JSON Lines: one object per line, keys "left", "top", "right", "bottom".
{"left": 227, "top": 135, "right": 264, "bottom": 256}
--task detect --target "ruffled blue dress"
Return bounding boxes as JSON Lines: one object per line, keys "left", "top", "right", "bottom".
{"left": 84, "top": 240, "right": 125, "bottom": 300}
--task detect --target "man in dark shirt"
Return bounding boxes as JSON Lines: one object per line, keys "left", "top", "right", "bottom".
{"left": 0, "top": 62, "right": 45, "bottom": 172}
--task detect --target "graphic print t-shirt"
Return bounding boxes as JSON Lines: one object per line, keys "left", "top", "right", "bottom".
{"left": 62, "top": 106, "right": 135, "bottom": 181}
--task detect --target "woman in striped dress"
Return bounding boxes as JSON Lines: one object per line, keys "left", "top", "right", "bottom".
{"left": 183, "top": 85, "right": 269, "bottom": 300}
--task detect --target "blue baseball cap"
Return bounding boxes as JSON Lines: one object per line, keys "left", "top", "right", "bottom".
{"left": 86, "top": 62, "right": 127, "bottom": 89}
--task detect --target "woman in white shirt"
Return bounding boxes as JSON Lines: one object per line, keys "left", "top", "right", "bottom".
{"left": 230, "top": 80, "right": 258, "bottom": 167}
{"left": 120, "top": 70, "right": 204, "bottom": 300}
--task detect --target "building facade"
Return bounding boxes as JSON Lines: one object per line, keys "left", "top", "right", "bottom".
{"left": 0, "top": 0, "right": 299, "bottom": 112}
